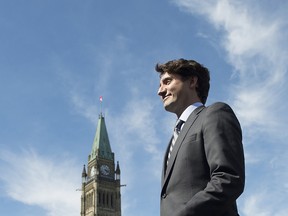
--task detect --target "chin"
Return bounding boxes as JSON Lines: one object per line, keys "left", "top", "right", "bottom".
{"left": 164, "top": 104, "right": 175, "bottom": 114}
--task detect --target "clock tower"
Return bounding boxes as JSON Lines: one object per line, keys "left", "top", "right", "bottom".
{"left": 80, "top": 113, "right": 121, "bottom": 216}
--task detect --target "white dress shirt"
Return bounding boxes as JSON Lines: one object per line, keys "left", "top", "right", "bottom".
{"left": 178, "top": 102, "right": 203, "bottom": 129}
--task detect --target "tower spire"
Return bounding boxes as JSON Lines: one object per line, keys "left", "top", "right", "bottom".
{"left": 89, "top": 114, "right": 114, "bottom": 161}
{"left": 81, "top": 165, "right": 87, "bottom": 183}
{"left": 115, "top": 161, "right": 121, "bottom": 180}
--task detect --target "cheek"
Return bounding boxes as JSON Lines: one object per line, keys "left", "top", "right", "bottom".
{"left": 169, "top": 85, "right": 180, "bottom": 95}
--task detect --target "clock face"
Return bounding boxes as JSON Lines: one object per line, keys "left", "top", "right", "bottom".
{"left": 100, "top": 164, "right": 110, "bottom": 176}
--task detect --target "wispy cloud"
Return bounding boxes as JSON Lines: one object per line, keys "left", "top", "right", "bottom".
{"left": 242, "top": 189, "right": 288, "bottom": 216}
{"left": 71, "top": 93, "right": 99, "bottom": 124}
{"left": 0, "top": 149, "right": 80, "bottom": 216}
{"left": 109, "top": 96, "right": 163, "bottom": 175}
{"left": 173, "top": 0, "right": 288, "bottom": 136}
{"left": 242, "top": 193, "right": 271, "bottom": 216}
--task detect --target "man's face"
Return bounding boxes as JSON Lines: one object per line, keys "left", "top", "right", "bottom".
{"left": 158, "top": 72, "right": 193, "bottom": 117}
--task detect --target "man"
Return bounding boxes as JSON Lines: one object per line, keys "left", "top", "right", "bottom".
{"left": 156, "top": 59, "right": 245, "bottom": 216}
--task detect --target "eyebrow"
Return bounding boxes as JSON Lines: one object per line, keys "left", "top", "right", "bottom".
{"left": 160, "top": 76, "right": 172, "bottom": 82}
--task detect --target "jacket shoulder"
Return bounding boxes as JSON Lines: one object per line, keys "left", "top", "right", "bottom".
{"left": 206, "top": 102, "right": 234, "bottom": 112}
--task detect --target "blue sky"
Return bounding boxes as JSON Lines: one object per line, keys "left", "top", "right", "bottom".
{"left": 0, "top": 0, "right": 287, "bottom": 215}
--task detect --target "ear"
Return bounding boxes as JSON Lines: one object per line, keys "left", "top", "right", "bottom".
{"left": 189, "top": 76, "right": 198, "bottom": 88}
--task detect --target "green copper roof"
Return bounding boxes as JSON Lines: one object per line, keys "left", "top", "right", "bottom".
{"left": 89, "top": 113, "right": 114, "bottom": 161}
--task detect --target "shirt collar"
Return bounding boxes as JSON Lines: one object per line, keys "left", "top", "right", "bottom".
{"left": 179, "top": 102, "right": 203, "bottom": 122}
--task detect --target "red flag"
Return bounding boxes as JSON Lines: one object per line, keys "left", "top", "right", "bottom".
{"left": 99, "top": 96, "right": 103, "bottom": 102}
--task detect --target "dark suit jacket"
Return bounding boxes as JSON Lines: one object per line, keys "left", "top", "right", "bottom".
{"left": 161, "top": 102, "right": 245, "bottom": 216}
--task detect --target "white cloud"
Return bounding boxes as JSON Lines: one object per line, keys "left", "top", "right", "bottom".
{"left": 242, "top": 191, "right": 288, "bottom": 216}
{"left": 71, "top": 93, "right": 99, "bottom": 124}
{"left": 0, "top": 149, "right": 80, "bottom": 216}
{"left": 173, "top": 0, "right": 288, "bottom": 138}
{"left": 110, "top": 96, "right": 163, "bottom": 174}
{"left": 242, "top": 193, "right": 271, "bottom": 216}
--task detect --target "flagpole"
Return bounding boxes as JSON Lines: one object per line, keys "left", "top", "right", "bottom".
{"left": 99, "top": 96, "right": 103, "bottom": 116}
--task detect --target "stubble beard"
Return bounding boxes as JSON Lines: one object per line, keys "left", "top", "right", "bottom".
{"left": 163, "top": 97, "right": 178, "bottom": 114}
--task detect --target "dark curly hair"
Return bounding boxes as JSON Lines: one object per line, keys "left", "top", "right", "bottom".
{"left": 155, "top": 58, "right": 210, "bottom": 104}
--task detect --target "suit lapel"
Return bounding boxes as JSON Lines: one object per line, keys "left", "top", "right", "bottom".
{"left": 161, "top": 106, "right": 205, "bottom": 190}
{"left": 161, "top": 136, "right": 171, "bottom": 185}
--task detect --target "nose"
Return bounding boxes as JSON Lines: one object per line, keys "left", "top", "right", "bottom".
{"left": 158, "top": 85, "right": 166, "bottom": 97}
